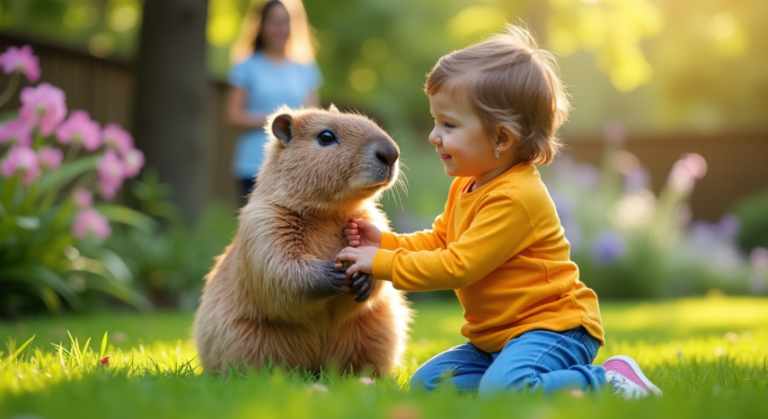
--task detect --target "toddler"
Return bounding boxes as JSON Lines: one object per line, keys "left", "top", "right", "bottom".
{"left": 335, "top": 25, "right": 661, "bottom": 399}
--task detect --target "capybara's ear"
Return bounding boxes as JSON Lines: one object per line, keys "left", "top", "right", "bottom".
{"left": 328, "top": 103, "right": 340, "bottom": 113}
{"left": 272, "top": 113, "right": 293, "bottom": 145}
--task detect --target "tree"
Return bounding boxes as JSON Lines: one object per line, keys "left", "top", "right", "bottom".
{"left": 133, "top": 0, "right": 210, "bottom": 223}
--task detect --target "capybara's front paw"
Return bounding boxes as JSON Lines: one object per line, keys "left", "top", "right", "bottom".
{"left": 349, "top": 272, "right": 374, "bottom": 303}
{"left": 312, "top": 261, "right": 353, "bottom": 299}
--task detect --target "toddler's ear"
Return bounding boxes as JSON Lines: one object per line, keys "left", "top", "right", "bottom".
{"left": 496, "top": 125, "right": 517, "bottom": 150}
{"left": 328, "top": 104, "right": 340, "bottom": 113}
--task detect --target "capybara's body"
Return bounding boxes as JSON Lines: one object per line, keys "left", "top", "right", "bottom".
{"left": 193, "top": 106, "right": 411, "bottom": 375}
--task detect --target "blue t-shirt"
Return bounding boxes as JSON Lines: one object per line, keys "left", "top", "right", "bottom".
{"left": 228, "top": 53, "right": 322, "bottom": 178}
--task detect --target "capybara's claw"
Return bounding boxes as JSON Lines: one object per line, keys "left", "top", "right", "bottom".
{"left": 350, "top": 271, "right": 374, "bottom": 302}
{"left": 315, "top": 261, "right": 353, "bottom": 298}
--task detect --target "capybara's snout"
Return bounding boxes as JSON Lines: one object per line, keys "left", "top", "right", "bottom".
{"left": 372, "top": 136, "right": 400, "bottom": 168}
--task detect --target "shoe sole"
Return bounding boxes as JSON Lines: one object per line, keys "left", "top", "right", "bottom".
{"left": 603, "top": 355, "right": 663, "bottom": 396}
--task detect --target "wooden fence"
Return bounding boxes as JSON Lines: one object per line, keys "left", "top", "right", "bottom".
{"left": 2, "top": 32, "right": 767, "bottom": 221}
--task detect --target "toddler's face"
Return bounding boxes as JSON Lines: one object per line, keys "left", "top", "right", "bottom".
{"left": 428, "top": 90, "right": 496, "bottom": 181}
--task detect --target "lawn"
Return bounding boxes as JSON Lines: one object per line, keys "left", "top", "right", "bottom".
{"left": 1, "top": 296, "right": 768, "bottom": 419}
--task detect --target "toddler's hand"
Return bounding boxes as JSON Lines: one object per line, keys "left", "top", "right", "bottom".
{"left": 335, "top": 246, "right": 378, "bottom": 278}
{"left": 343, "top": 218, "right": 382, "bottom": 248}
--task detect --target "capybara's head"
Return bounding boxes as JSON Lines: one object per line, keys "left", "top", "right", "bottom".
{"left": 255, "top": 105, "right": 400, "bottom": 209}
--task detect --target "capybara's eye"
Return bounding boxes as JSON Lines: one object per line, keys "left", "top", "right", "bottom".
{"left": 317, "top": 130, "right": 338, "bottom": 146}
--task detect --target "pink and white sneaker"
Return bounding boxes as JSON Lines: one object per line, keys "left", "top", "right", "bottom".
{"left": 602, "top": 355, "right": 662, "bottom": 399}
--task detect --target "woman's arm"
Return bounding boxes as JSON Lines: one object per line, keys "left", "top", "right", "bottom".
{"left": 225, "top": 86, "right": 268, "bottom": 130}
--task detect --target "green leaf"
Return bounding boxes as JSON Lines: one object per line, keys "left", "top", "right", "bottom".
{"left": 81, "top": 337, "right": 92, "bottom": 359}
{"left": 35, "top": 156, "right": 98, "bottom": 194}
{"left": 95, "top": 204, "right": 157, "bottom": 233}
{"left": 67, "top": 331, "right": 82, "bottom": 367}
{"left": 0, "top": 265, "right": 81, "bottom": 309}
{"left": 75, "top": 244, "right": 134, "bottom": 284}
{"left": 36, "top": 286, "right": 64, "bottom": 314}
{"left": 15, "top": 216, "right": 40, "bottom": 230}
{"left": 72, "top": 268, "right": 154, "bottom": 311}
{"left": 8, "top": 334, "right": 35, "bottom": 360}
{"left": 99, "top": 331, "right": 108, "bottom": 359}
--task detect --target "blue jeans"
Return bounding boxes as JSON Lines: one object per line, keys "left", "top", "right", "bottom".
{"left": 410, "top": 327, "right": 605, "bottom": 396}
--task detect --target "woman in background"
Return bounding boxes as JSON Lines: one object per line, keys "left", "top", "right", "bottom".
{"left": 226, "top": 0, "right": 322, "bottom": 201}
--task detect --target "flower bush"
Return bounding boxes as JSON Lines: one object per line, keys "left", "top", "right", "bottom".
{"left": 542, "top": 123, "right": 766, "bottom": 299}
{"left": 0, "top": 45, "right": 152, "bottom": 316}
{"left": 100, "top": 169, "right": 237, "bottom": 310}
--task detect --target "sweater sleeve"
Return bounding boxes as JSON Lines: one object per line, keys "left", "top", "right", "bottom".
{"left": 372, "top": 192, "right": 538, "bottom": 291}
{"left": 380, "top": 209, "right": 448, "bottom": 252}
{"left": 380, "top": 179, "right": 459, "bottom": 252}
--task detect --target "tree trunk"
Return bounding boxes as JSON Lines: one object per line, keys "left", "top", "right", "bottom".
{"left": 134, "top": 0, "right": 210, "bottom": 223}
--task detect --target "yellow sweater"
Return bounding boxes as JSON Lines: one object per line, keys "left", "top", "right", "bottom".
{"left": 371, "top": 162, "right": 604, "bottom": 353}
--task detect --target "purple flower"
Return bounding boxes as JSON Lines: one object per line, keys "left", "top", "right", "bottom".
{"left": 0, "top": 45, "right": 40, "bottom": 83}
{"left": 19, "top": 83, "right": 67, "bottom": 136}
{"left": 56, "top": 110, "right": 101, "bottom": 151}
{"left": 563, "top": 221, "right": 583, "bottom": 254}
{"left": 73, "top": 188, "right": 93, "bottom": 208}
{"left": 102, "top": 123, "right": 134, "bottom": 156}
{"left": 575, "top": 164, "right": 600, "bottom": 190}
{"left": 1, "top": 146, "right": 40, "bottom": 186}
{"left": 591, "top": 230, "right": 627, "bottom": 266}
{"left": 37, "top": 146, "right": 63, "bottom": 170}
{"left": 624, "top": 167, "right": 650, "bottom": 192}
{"left": 0, "top": 119, "right": 32, "bottom": 147}
{"left": 97, "top": 149, "right": 125, "bottom": 200}
{"left": 72, "top": 208, "right": 111, "bottom": 241}
{"left": 122, "top": 148, "right": 144, "bottom": 178}
{"left": 689, "top": 221, "right": 717, "bottom": 248}
{"left": 715, "top": 214, "right": 740, "bottom": 240}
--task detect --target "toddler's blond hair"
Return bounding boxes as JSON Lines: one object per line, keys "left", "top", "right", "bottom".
{"left": 425, "top": 24, "right": 569, "bottom": 165}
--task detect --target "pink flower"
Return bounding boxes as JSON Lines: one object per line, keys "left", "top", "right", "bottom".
{"left": 20, "top": 83, "right": 67, "bottom": 136}
{"left": 668, "top": 153, "right": 708, "bottom": 193}
{"left": 56, "top": 110, "right": 101, "bottom": 151}
{"left": 73, "top": 188, "right": 93, "bottom": 208}
{"left": 97, "top": 149, "right": 124, "bottom": 200}
{"left": 72, "top": 208, "right": 111, "bottom": 241}
{"left": 0, "top": 119, "right": 32, "bottom": 147}
{"left": 102, "top": 124, "right": 133, "bottom": 156}
{"left": 122, "top": 148, "right": 145, "bottom": 178}
{"left": 1, "top": 146, "right": 40, "bottom": 186}
{"left": 680, "top": 153, "right": 707, "bottom": 179}
{"left": 38, "top": 146, "right": 63, "bottom": 170}
{"left": 0, "top": 45, "right": 40, "bottom": 83}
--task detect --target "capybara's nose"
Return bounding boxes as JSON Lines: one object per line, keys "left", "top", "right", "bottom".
{"left": 374, "top": 138, "right": 400, "bottom": 167}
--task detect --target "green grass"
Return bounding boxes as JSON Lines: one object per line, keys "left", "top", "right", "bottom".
{"left": 1, "top": 296, "right": 768, "bottom": 419}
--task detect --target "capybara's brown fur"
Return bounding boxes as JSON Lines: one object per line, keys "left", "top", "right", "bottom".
{"left": 193, "top": 105, "right": 411, "bottom": 376}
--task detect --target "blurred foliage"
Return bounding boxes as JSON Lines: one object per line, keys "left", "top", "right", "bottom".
{"left": 103, "top": 169, "right": 237, "bottom": 310}
{"left": 0, "top": 0, "right": 142, "bottom": 59}
{"left": 732, "top": 188, "right": 768, "bottom": 254}
{"left": 652, "top": 0, "right": 768, "bottom": 131}
{"left": 540, "top": 137, "right": 764, "bottom": 299}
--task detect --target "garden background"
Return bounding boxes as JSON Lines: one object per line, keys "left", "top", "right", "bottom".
{"left": 1, "top": 0, "right": 768, "bottom": 418}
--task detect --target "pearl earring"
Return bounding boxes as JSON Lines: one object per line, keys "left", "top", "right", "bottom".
{"left": 494, "top": 148, "right": 500, "bottom": 159}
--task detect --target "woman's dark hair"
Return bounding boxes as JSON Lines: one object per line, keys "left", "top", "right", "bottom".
{"left": 253, "top": 0, "right": 287, "bottom": 51}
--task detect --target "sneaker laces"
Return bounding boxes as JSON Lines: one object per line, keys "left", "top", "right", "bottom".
{"left": 605, "top": 370, "right": 649, "bottom": 399}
